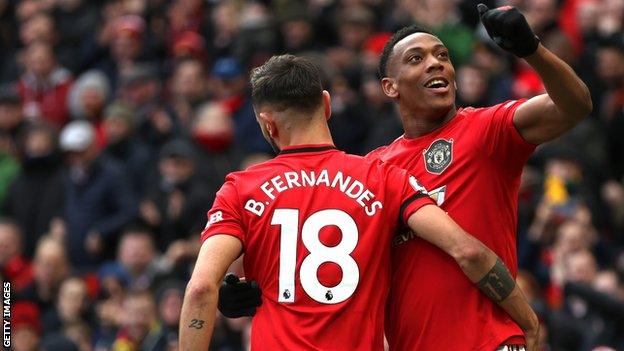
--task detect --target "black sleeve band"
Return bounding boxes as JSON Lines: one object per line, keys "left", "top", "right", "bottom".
{"left": 399, "top": 192, "right": 429, "bottom": 224}
{"left": 476, "top": 258, "right": 516, "bottom": 302}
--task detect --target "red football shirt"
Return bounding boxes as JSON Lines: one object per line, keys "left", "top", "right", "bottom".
{"left": 202, "top": 144, "right": 433, "bottom": 350}
{"left": 367, "top": 100, "right": 535, "bottom": 351}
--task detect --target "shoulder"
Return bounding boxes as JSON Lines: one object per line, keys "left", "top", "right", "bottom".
{"left": 365, "top": 136, "right": 404, "bottom": 161}
{"left": 462, "top": 100, "right": 525, "bottom": 119}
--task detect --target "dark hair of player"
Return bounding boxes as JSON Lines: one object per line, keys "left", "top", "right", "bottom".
{"left": 250, "top": 54, "right": 323, "bottom": 114}
{"left": 378, "top": 25, "right": 435, "bottom": 79}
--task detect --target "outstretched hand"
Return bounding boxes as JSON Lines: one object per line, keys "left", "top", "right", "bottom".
{"left": 477, "top": 3, "right": 539, "bottom": 57}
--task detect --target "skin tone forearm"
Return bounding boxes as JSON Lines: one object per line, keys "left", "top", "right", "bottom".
{"left": 514, "top": 44, "right": 592, "bottom": 144}
{"left": 179, "top": 284, "right": 218, "bottom": 350}
{"left": 474, "top": 256, "right": 540, "bottom": 350}
{"left": 524, "top": 44, "right": 591, "bottom": 120}
{"left": 179, "top": 235, "right": 243, "bottom": 351}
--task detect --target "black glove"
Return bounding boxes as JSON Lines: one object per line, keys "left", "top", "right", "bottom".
{"left": 218, "top": 273, "right": 262, "bottom": 318}
{"left": 477, "top": 3, "right": 540, "bottom": 57}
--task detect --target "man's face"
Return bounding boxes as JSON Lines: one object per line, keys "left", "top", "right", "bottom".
{"left": 384, "top": 33, "right": 456, "bottom": 119}
{"left": 597, "top": 47, "right": 624, "bottom": 87}
{"left": 565, "top": 251, "right": 597, "bottom": 284}
{"left": 118, "top": 234, "right": 155, "bottom": 274}
{"left": 159, "top": 156, "right": 195, "bottom": 184}
{"left": 172, "top": 61, "right": 206, "bottom": 102}
{"left": 34, "top": 242, "right": 67, "bottom": 288}
{"left": 26, "top": 44, "right": 55, "bottom": 79}
{"left": 57, "top": 279, "right": 87, "bottom": 320}
{"left": 123, "top": 295, "right": 156, "bottom": 342}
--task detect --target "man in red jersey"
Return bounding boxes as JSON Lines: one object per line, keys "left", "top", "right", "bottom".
{"left": 179, "top": 54, "right": 539, "bottom": 350}
{"left": 218, "top": 4, "right": 591, "bottom": 351}
{"left": 370, "top": 4, "right": 591, "bottom": 351}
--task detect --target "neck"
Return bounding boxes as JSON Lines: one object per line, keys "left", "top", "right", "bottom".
{"left": 278, "top": 120, "right": 334, "bottom": 149}
{"left": 400, "top": 105, "right": 457, "bottom": 138}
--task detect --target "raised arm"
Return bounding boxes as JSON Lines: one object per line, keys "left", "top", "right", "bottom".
{"left": 179, "top": 235, "right": 242, "bottom": 351}
{"left": 478, "top": 4, "right": 592, "bottom": 145}
{"left": 407, "top": 205, "right": 540, "bottom": 351}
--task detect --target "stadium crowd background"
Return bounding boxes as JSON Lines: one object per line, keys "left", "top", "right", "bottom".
{"left": 0, "top": 0, "right": 623, "bottom": 350}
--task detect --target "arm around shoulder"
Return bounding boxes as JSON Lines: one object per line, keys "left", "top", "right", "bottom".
{"left": 406, "top": 206, "right": 540, "bottom": 350}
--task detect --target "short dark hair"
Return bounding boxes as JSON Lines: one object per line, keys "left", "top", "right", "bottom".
{"left": 250, "top": 54, "right": 323, "bottom": 113}
{"left": 378, "top": 25, "right": 434, "bottom": 79}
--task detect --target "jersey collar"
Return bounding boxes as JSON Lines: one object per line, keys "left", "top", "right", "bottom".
{"left": 278, "top": 144, "right": 337, "bottom": 155}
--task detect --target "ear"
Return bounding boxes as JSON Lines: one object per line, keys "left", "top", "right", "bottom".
{"left": 322, "top": 90, "right": 332, "bottom": 121}
{"left": 258, "top": 112, "right": 277, "bottom": 136}
{"left": 259, "top": 113, "right": 278, "bottom": 138}
{"left": 267, "top": 119, "right": 278, "bottom": 138}
{"left": 258, "top": 111, "right": 271, "bottom": 125}
{"left": 381, "top": 77, "right": 398, "bottom": 99}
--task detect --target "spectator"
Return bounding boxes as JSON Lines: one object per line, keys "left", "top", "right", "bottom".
{"left": 0, "top": 218, "right": 33, "bottom": 292}
{"left": 111, "top": 227, "right": 161, "bottom": 291}
{"left": 17, "top": 237, "right": 70, "bottom": 312}
{"left": 59, "top": 120, "right": 137, "bottom": 267}
{"left": 140, "top": 138, "right": 214, "bottom": 251}
{"left": 360, "top": 73, "right": 401, "bottom": 152}
{"left": 118, "top": 65, "right": 177, "bottom": 150}
{"left": 18, "top": 11, "right": 56, "bottom": 47}
{"left": 279, "top": 10, "right": 317, "bottom": 54}
{"left": 456, "top": 64, "right": 490, "bottom": 108}
{"left": 208, "top": 0, "right": 242, "bottom": 59}
{"left": 414, "top": 0, "right": 474, "bottom": 66}
{"left": 18, "top": 42, "right": 73, "bottom": 128}
{"left": 94, "top": 263, "right": 129, "bottom": 350}
{"left": 109, "top": 290, "right": 167, "bottom": 351}
{"left": 210, "top": 57, "right": 271, "bottom": 154}
{"left": 42, "top": 277, "right": 94, "bottom": 334}
{"left": 550, "top": 250, "right": 624, "bottom": 350}
{"left": 101, "top": 101, "right": 151, "bottom": 193}
{"left": 12, "top": 301, "right": 42, "bottom": 351}
{"left": 53, "top": 0, "right": 100, "bottom": 73}
{"left": 3, "top": 124, "right": 64, "bottom": 257}
{"left": 156, "top": 280, "right": 186, "bottom": 348}
{"left": 67, "top": 70, "right": 111, "bottom": 141}
{"left": 167, "top": 58, "right": 209, "bottom": 128}
{"left": 192, "top": 101, "right": 242, "bottom": 179}
{"left": 95, "top": 15, "right": 150, "bottom": 90}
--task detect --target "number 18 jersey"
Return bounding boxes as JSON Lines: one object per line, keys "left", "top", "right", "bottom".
{"left": 201, "top": 144, "right": 433, "bottom": 350}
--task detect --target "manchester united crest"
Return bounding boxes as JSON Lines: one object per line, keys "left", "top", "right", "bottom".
{"left": 423, "top": 139, "right": 453, "bottom": 174}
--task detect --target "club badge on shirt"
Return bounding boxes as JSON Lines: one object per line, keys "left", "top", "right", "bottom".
{"left": 423, "top": 139, "right": 453, "bottom": 174}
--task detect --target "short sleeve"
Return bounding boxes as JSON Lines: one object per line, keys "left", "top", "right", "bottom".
{"left": 385, "top": 165, "right": 435, "bottom": 224}
{"left": 473, "top": 99, "right": 536, "bottom": 164}
{"left": 200, "top": 179, "right": 245, "bottom": 245}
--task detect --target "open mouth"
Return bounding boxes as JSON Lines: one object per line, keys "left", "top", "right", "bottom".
{"left": 423, "top": 77, "right": 450, "bottom": 89}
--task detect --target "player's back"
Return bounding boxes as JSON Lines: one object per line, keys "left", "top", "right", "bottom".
{"left": 203, "top": 144, "right": 431, "bottom": 350}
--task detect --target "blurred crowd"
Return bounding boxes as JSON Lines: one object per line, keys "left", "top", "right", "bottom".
{"left": 0, "top": 0, "right": 623, "bottom": 350}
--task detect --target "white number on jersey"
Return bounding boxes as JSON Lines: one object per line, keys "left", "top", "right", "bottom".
{"left": 272, "top": 209, "right": 360, "bottom": 304}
